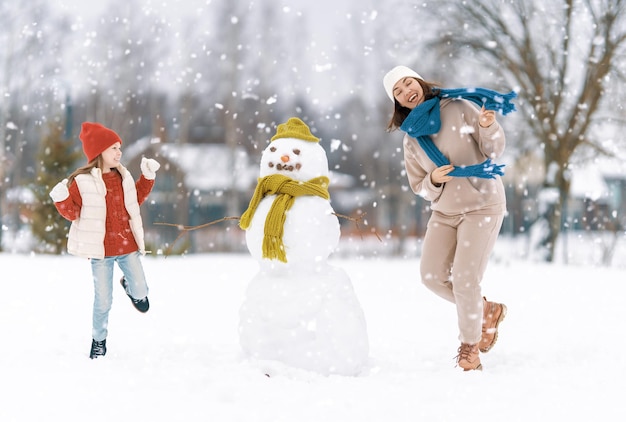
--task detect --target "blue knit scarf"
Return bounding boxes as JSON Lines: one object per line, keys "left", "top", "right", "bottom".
{"left": 399, "top": 87, "right": 517, "bottom": 179}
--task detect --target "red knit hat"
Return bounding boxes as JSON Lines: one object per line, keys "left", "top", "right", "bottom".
{"left": 79, "top": 122, "right": 123, "bottom": 162}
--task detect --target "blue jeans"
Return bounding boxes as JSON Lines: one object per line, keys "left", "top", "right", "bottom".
{"left": 90, "top": 251, "right": 149, "bottom": 341}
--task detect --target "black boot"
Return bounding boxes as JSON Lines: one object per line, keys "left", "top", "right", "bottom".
{"left": 90, "top": 339, "right": 107, "bottom": 359}
{"left": 120, "top": 277, "right": 150, "bottom": 313}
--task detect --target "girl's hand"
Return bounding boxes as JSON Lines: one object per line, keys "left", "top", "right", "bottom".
{"left": 431, "top": 164, "right": 454, "bottom": 187}
{"left": 141, "top": 157, "right": 161, "bottom": 180}
{"left": 50, "top": 179, "right": 70, "bottom": 202}
{"left": 479, "top": 106, "right": 496, "bottom": 128}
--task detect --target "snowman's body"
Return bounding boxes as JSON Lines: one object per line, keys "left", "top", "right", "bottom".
{"left": 245, "top": 194, "right": 339, "bottom": 270}
{"left": 239, "top": 124, "right": 369, "bottom": 376}
{"left": 243, "top": 136, "right": 339, "bottom": 270}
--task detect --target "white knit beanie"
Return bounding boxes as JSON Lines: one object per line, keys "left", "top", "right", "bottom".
{"left": 383, "top": 65, "right": 423, "bottom": 102}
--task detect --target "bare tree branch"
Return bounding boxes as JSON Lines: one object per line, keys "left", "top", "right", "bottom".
{"left": 425, "top": 0, "right": 626, "bottom": 262}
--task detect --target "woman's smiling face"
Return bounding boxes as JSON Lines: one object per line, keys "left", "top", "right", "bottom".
{"left": 392, "top": 77, "right": 424, "bottom": 109}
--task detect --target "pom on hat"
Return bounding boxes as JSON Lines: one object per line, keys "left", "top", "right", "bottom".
{"left": 79, "top": 122, "right": 123, "bottom": 162}
{"left": 383, "top": 65, "right": 423, "bottom": 102}
{"left": 270, "top": 117, "right": 319, "bottom": 143}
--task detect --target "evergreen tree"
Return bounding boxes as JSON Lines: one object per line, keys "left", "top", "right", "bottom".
{"left": 30, "top": 122, "right": 81, "bottom": 254}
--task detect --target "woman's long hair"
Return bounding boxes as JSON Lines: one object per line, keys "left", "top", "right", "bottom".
{"left": 386, "top": 78, "right": 440, "bottom": 132}
{"left": 67, "top": 156, "right": 119, "bottom": 186}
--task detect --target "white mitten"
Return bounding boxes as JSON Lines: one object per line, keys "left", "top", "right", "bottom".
{"left": 50, "top": 179, "right": 70, "bottom": 202}
{"left": 141, "top": 157, "right": 160, "bottom": 180}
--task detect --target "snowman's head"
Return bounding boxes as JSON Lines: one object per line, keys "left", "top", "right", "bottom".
{"left": 259, "top": 117, "right": 329, "bottom": 182}
{"left": 259, "top": 137, "right": 329, "bottom": 181}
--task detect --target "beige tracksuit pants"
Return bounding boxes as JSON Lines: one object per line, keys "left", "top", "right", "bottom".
{"left": 420, "top": 210, "right": 504, "bottom": 345}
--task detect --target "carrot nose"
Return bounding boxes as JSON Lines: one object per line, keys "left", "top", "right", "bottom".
{"left": 280, "top": 155, "right": 290, "bottom": 163}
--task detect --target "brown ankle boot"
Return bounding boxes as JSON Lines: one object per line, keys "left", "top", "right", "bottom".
{"left": 480, "top": 297, "right": 507, "bottom": 353}
{"left": 456, "top": 343, "right": 482, "bottom": 371}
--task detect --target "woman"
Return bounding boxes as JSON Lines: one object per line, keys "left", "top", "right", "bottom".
{"left": 383, "top": 65, "right": 513, "bottom": 371}
{"left": 49, "top": 122, "right": 160, "bottom": 359}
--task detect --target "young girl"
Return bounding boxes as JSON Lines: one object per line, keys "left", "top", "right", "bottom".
{"left": 383, "top": 66, "right": 514, "bottom": 371}
{"left": 49, "top": 122, "right": 160, "bottom": 359}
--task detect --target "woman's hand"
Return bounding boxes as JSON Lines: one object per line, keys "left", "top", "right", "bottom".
{"left": 479, "top": 106, "right": 496, "bottom": 128}
{"left": 431, "top": 164, "right": 454, "bottom": 187}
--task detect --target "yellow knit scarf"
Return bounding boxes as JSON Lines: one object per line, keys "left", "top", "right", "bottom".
{"left": 239, "top": 174, "right": 330, "bottom": 263}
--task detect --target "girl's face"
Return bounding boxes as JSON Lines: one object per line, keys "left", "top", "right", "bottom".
{"left": 101, "top": 142, "right": 122, "bottom": 171}
{"left": 392, "top": 77, "right": 424, "bottom": 109}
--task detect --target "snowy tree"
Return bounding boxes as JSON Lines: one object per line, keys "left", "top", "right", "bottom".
{"left": 78, "top": 0, "right": 173, "bottom": 143}
{"left": 30, "top": 122, "right": 82, "bottom": 254}
{"left": 425, "top": 0, "right": 626, "bottom": 262}
{"left": 0, "top": 0, "right": 71, "bottom": 250}
{"left": 320, "top": 0, "right": 438, "bottom": 249}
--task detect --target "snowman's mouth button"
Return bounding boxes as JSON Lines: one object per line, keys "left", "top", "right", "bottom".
{"left": 276, "top": 163, "right": 301, "bottom": 171}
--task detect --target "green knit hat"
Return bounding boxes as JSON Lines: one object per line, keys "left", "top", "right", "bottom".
{"left": 271, "top": 117, "right": 319, "bottom": 143}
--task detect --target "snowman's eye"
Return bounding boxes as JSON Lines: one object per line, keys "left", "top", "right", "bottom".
{"left": 270, "top": 147, "right": 276, "bottom": 152}
{"left": 293, "top": 149, "right": 300, "bottom": 155}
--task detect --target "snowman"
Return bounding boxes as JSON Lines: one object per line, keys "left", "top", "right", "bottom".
{"left": 238, "top": 117, "right": 369, "bottom": 376}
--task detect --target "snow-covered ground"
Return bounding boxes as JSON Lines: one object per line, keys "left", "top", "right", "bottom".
{"left": 1, "top": 239, "right": 625, "bottom": 421}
